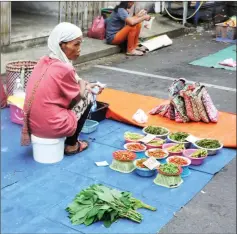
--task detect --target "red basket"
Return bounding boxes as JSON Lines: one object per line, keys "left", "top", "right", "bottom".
{"left": 6, "top": 60, "right": 37, "bottom": 96}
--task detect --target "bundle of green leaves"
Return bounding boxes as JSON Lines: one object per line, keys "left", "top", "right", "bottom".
{"left": 66, "top": 184, "right": 156, "bottom": 227}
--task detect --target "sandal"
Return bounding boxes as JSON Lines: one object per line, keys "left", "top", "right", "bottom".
{"left": 126, "top": 49, "right": 144, "bottom": 56}
{"left": 64, "top": 140, "right": 89, "bottom": 156}
{"left": 136, "top": 46, "right": 148, "bottom": 53}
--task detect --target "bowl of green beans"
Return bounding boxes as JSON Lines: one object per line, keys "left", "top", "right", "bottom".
{"left": 142, "top": 126, "right": 170, "bottom": 139}
{"left": 167, "top": 132, "right": 191, "bottom": 148}
{"left": 193, "top": 138, "right": 223, "bottom": 156}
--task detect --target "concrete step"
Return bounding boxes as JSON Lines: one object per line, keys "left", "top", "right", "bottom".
{"left": 1, "top": 37, "right": 120, "bottom": 75}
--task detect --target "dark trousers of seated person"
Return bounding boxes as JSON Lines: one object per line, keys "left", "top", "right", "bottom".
{"left": 65, "top": 104, "right": 92, "bottom": 146}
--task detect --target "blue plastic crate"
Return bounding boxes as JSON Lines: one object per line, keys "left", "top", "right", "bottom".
{"left": 81, "top": 120, "right": 99, "bottom": 134}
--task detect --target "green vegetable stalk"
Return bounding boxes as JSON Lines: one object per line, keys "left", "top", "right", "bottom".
{"left": 66, "top": 184, "right": 156, "bottom": 228}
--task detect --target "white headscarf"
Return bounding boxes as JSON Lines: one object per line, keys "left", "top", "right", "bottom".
{"left": 48, "top": 22, "right": 83, "bottom": 80}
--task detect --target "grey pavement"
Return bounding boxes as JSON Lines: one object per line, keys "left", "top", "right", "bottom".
{"left": 77, "top": 31, "right": 236, "bottom": 233}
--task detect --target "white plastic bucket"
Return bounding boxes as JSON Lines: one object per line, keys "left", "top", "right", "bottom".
{"left": 31, "top": 134, "right": 65, "bottom": 164}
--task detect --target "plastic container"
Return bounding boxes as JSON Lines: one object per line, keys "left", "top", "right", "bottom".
{"left": 81, "top": 120, "right": 99, "bottom": 134}
{"left": 31, "top": 134, "right": 65, "bottom": 164}
{"left": 142, "top": 126, "right": 170, "bottom": 139}
{"left": 162, "top": 143, "right": 185, "bottom": 156}
{"left": 88, "top": 101, "right": 109, "bottom": 122}
{"left": 193, "top": 139, "right": 223, "bottom": 156}
{"left": 183, "top": 149, "right": 208, "bottom": 166}
{"left": 133, "top": 159, "right": 159, "bottom": 177}
{"left": 9, "top": 104, "right": 24, "bottom": 125}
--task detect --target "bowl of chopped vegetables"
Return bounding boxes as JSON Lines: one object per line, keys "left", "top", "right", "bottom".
{"left": 145, "top": 149, "right": 169, "bottom": 160}
{"left": 124, "top": 143, "right": 147, "bottom": 152}
{"left": 193, "top": 138, "right": 223, "bottom": 156}
{"left": 142, "top": 126, "right": 170, "bottom": 139}
{"left": 145, "top": 138, "right": 165, "bottom": 149}
{"left": 183, "top": 149, "right": 208, "bottom": 165}
{"left": 166, "top": 156, "right": 191, "bottom": 167}
{"left": 162, "top": 143, "right": 185, "bottom": 156}
{"left": 167, "top": 132, "right": 191, "bottom": 148}
{"left": 124, "top": 132, "right": 145, "bottom": 143}
{"left": 113, "top": 150, "right": 137, "bottom": 161}
{"left": 133, "top": 158, "right": 159, "bottom": 177}
{"left": 157, "top": 163, "right": 183, "bottom": 176}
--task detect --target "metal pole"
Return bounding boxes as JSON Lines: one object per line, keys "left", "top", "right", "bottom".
{"left": 183, "top": 1, "right": 188, "bottom": 25}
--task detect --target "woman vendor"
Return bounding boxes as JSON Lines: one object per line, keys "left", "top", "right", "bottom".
{"left": 21, "top": 22, "right": 103, "bottom": 155}
{"left": 106, "top": 1, "right": 151, "bottom": 56}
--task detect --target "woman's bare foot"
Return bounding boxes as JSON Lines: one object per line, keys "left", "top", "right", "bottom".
{"left": 136, "top": 46, "right": 147, "bottom": 53}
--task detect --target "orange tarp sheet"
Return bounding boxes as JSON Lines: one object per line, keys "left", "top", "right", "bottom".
{"left": 98, "top": 88, "right": 236, "bottom": 149}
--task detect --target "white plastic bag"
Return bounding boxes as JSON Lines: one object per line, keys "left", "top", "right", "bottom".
{"left": 132, "top": 109, "right": 148, "bottom": 124}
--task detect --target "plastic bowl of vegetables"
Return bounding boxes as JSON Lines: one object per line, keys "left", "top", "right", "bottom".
{"left": 113, "top": 150, "right": 137, "bottom": 161}
{"left": 133, "top": 158, "right": 159, "bottom": 177}
{"left": 193, "top": 138, "right": 223, "bottom": 156}
{"left": 157, "top": 163, "right": 183, "bottom": 176}
{"left": 145, "top": 138, "right": 166, "bottom": 149}
{"left": 166, "top": 156, "right": 191, "bottom": 177}
{"left": 145, "top": 148, "right": 169, "bottom": 161}
{"left": 162, "top": 143, "right": 185, "bottom": 156}
{"left": 124, "top": 143, "right": 147, "bottom": 152}
{"left": 142, "top": 126, "right": 170, "bottom": 139}
{"left": 183, "top": 149, "right": 208, "bottom": 165}
{"left": 124, "top": 132, "right": 145, "bottom": 143}
{"left": 167, "top": 132, "right": 191, "bottom": 148}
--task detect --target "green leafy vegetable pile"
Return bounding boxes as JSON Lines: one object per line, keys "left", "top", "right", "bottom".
{"left": 196, "top": 139, "right": 221, "bottom": 149}
{"left": 66, "top": 184, "right": 156, "bottom": 228}
{"left": 144, "top": 126, "right": 168, "bottom": 135}
{"left": 169, "top": 132, "right": 189, "bottom": 142}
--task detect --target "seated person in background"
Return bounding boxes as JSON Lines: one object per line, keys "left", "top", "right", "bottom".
{"left": 106, "top": 1, "right": 151, "bottom": 56}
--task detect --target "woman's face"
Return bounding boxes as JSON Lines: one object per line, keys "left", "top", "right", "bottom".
{"left": 127, "top": 1, "right": 134, "bottom": 9}
{"left": 60, "top": 37, "right": 82, "bottom": 61}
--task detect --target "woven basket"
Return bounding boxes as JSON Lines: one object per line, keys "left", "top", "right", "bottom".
{"left": 6, "top": 60, "right": 37, "bottom": 96}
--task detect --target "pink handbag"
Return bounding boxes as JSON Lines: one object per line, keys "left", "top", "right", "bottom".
{"left": 87, "top": 16, "right": 105, "bottom": 40}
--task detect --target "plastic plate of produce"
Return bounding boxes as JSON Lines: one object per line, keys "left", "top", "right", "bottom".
{"left": 124, "top": 143, "right": 147, "bottom": 152}
{"left": 167, "top": 132, "right": 191, "bottom": 148}
{"left": 193, "top": 138, "right": 223, "bottom": 156}
{"left": 142, "top": 126, "right": 170, "bottom": 139}
{"left": 145, "top": 148, "right": 169, "bottom": 160}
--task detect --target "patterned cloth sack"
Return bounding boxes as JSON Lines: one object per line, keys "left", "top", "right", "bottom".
{"left": 168, "top": 78, "right": 186, "bottom": 97}
{"left": 149, "top": 104, "right": 167, "bottom": 115}
{"left": 201, "top": 87, "right": 219, "bottom": 122}
{"left": 171, "top": 95, "right": 190, "bottom": 123}
{"left": 180, "top": 89, "right": 201, "bottom": 122}
{"left": 164, "top": 103, "right": 175, "bottom": 120}
{"left": 192, "top": 86, "right": 210, "bottom": 123}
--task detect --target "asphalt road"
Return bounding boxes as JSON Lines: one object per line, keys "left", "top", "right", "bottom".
{"left": 77, "top": 32, "right": 236, "bottom": 234}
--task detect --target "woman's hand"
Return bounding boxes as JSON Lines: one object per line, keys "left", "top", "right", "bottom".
{"left": 144, "top": 14, "right": 151, "bottom": 21}
{"left": 136, "top": 9, "right": 147, "bottom": 17}
{"left": 87, "top": 83, "right": 104, "bottom": 95}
